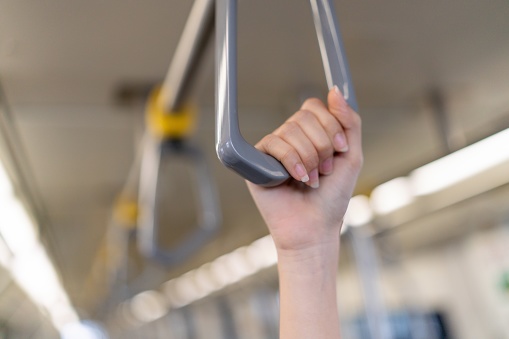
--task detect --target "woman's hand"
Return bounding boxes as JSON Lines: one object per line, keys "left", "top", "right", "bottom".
{"left": 247, "top": 86, "right": 362, "bottom": 339}
{"left": 247, "top": 86, "right": 363, "bottom": 255}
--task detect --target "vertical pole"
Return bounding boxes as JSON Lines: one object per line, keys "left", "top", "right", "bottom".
{"left": 348, "top": 227, "right": 393, "bottom": 339}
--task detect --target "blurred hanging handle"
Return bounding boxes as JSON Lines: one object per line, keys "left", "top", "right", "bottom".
{"left": 138, "top": 137, "right": 221, "bottom": 266}
{"left": 215, "top": 0, "right": 358, "bottom": 187}
{"left": 137, "top": 89, "right": 221, "bottom": 267}
{"left": 135, "top": 0, "right": 219, "bottom": 267}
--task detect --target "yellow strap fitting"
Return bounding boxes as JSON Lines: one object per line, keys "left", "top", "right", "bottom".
{"left": 114, "top": 196, "right": 139, "bottom": 229}
{"left": 146, "top": 88, "right": 197, "bottom": 139}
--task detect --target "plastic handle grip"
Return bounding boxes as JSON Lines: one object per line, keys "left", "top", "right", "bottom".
{"left": 215, "top": 0, "right": 358, "bottom": 187}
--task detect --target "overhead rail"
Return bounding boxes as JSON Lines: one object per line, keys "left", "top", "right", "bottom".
{"left": 159, "top": 0, "right": 215, "bottom": 113}
{"left": 215, "top": 0, "right": 358, "bottom": 186}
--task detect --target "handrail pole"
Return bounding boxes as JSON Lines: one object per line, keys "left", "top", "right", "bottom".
{"left": 159, "top": 0, "right": 215, "bottom": 113}
{"left": 310, "top": 0, "right": 358, "bottom": 111}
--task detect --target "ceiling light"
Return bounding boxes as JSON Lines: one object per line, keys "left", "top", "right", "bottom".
{"left": 247, "top": 235, "right": 277, "bottom": 268}
{"left": 370, "top": 177, "right": 414, "bottom": 215}
{"left": 50, "top": 298, "right": 81, "bottom": 330}
{"left": 345, "top": 195, "right": 373, "bottom": 227}
{"left": 410, "top": 128, "right": 509, "bottom": 196}
{"left": 223, "top": 247, "right": 255, "bottom": 279}
{"left": 0, "top": 237, "right": 12, "bottom": 268}
{"left": 193, "top": 263, "right": 221, "bottom": 295}
{"left": 171, "top": 271, "right": 206, "bottom": 307}
{"left": 11, "top": 244, "right": 66, "bottom": 307}
{"left": 119, "top": 302, "right": 141, "bottom": 327}
{"left": 130, "top": 290, "right": 167, "bottom": 323}
{"left": 209, "top": 254, "right": 237, "bottom": 287}
{"left": 0, "top": 159, "right": 79, "bottom": 332}
{"left": 0, "top": 199, "right": 38, "bottom": 256}
{"left": 60, "top": 321, "right": 107, "bottom": 339}
{"left": 134, "top": 235, "right": 279, "bottom": 318}
{"left": 0, "top": 161, "right": 12, "bottom": 197}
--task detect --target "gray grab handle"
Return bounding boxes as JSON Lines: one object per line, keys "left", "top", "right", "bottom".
{"left": 138, "top": 137, "right": 221, "bottom": 266}
{"left": 310, "top": 0, "right": 358, "bottom": 112}
{"left": 215, "top": 0, "right": 358, "bottom": 187}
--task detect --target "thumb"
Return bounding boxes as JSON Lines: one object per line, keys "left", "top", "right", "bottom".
{"left": 326, "top": 85, "right": 363, "bottom": 170}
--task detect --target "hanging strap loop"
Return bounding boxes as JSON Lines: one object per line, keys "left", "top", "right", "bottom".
{"left": 137, "top": 137, "right": 221, "bottom": 266}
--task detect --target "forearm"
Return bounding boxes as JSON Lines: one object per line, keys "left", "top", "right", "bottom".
{"left": 277, "top": 239, "right": 341, "bottom": 339}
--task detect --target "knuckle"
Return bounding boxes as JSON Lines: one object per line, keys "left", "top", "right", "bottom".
{"left": 280, "top": 121, "right": 300, "bottom": 136}
{"left": 263, "top": 134, "right": 278, "bottom": 152}
{"left": 302, "top": 97, "right": 323, "bottom": 109}
{"left": 301, "top": 151, "right": 319, "bottom": 169}
{"left": 317, "top": 140, "right": 333, "bottom": 158}
{"left": 328, "top": 119, "right": 343, "bottom": 134}
{"left": 281, "top": 148, "right": 298, "bottom": 164}
{"left": 296, "top": 109, "right": 314, "bottom": 121}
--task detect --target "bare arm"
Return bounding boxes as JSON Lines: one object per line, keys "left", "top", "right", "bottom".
{"left": 247, "top": 86, "right": 363, "bottom": 339}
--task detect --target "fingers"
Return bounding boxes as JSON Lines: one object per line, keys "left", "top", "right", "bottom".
{"left": 256, "top": 86, "right": 362, "bottom": 187}
{"left": 301, "top": 98, "right": 349, "bottom": 153}
{"left": 256, "top": 134, "right": 311, "bottom": 184}
{"left": 286, "top": 110, "right": 334, "bottom": 174}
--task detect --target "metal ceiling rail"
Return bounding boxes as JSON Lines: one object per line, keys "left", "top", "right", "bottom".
{"left": 159, "top": 0, "right": 215, "bottom": 113}
{"left": 215, "top": 0, "right": 358, "bottom": 187}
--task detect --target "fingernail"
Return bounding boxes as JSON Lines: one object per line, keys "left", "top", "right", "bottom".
{"left": 309, "top": 169, "right": 319, "bottom": 188}
{"left": 334, "top": 133, "right": 348, "bottom": 152}
{"left": 320, "top": 157, "right": 333, "bottom": 175}
{"left": 334, "top": 85, "right": 341, "bottom": 96}
{"left": 295, "top": 164, "right": 309, "bottom": 183}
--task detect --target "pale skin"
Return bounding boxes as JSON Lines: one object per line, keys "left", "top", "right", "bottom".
{"left": 247, "top": 86, "right": 363, "bottom": 339}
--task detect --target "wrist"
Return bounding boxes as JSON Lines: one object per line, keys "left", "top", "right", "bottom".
{"left": 273, "top": 222, "right": 341, "bottom": 256}
{"left": 276, "top": 239, "right": 340, "bottom": 274}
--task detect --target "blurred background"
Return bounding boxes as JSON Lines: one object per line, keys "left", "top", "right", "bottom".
{"left": 1, "top": 0, "right": 509, "bottom": 338}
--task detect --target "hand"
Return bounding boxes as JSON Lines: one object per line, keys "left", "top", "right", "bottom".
{"left": 247, "top": 86, "right": 363, "bottom": 254}
{"left": 248, "top": 86, "right": 362, "bottom": 339}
